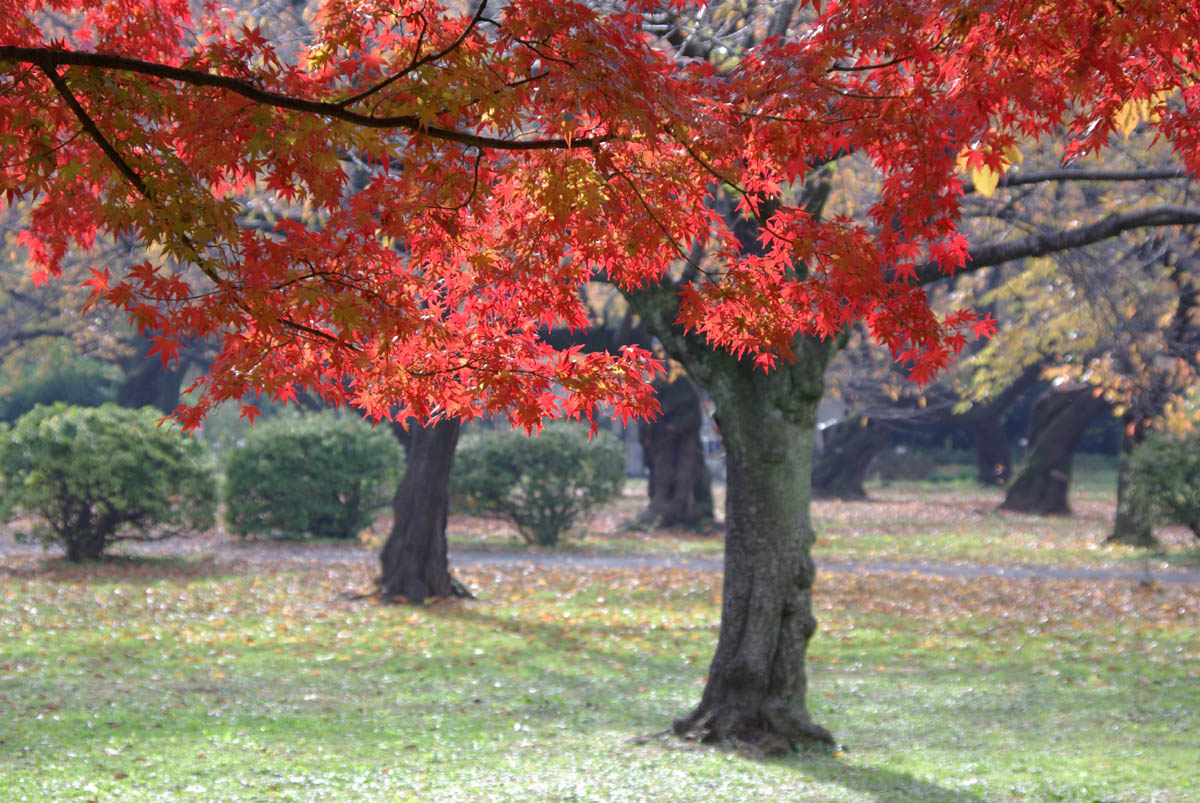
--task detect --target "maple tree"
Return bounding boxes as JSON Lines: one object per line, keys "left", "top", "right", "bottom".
{"left": 4, "top": 0, "right": 1200, "bottom": 751}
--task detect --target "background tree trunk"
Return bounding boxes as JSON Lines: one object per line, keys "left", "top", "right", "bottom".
{"left": 636, "top": 376, "right": 714, "bottom": 528}
{"left": 1108, "top": 256, "right": 1198, "bottom": 544}
{"left": 811, "top": 414, "right": 891, "bottom": 500}
{"left": 116, "top": 331, "right": 191, "bottom": 413}
{"left": 967, "top": 418, "right": 1012, "bottom": 487}
{"left": 1000, "top": 384, "right": 1108, "bottom": 515}
{"left": 950, "top": 361, "right": 1043, "bottom": 486}
{"left": 377, "top": 419, "right": 470, "bottom": 603}
{"left": 1107, "top": 424, "right": 1156, "bottom": 546}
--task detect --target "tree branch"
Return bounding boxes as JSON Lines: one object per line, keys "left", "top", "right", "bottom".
{"left": 335, "top": 0, "right": 489, "bottom": 109}
{"left": 1, "top": 46, "right": 612, "bottom": 152}
{"left": 916, "top": 204, "right": 1200, "bottom": 285}
{"left": 37, "top": 64, "right": 151, "bottom": 198}
{"left": 963, "top": 167, "right": 1191, "bottom": 194}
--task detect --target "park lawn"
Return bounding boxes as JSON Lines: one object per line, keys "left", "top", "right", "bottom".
{"left": 444, "top": 475, "right": 1199, "bottom": 573}
{"left": 1, "top": 555, "right": 1197, "bottom": 802}
{"left": 812, "top": 483, "right": 1200, "bottom": 572}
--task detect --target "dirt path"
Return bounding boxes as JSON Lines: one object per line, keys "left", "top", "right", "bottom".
{"left": 2, "top": 530, "right": 1197, "bottom": 585}
{"left": 446, "top": 550, "right": 1200, "bottom": 585}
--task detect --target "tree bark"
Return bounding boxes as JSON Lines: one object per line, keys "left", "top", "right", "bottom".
{"left": 377, "top": 419, "right": 471, "bottom": 603}
{"left": 1000, "top": 384, "right": 1108, "bottom": 515}
{"left": 636, "top": 376, "right": 714, "bottom": 528}
{"left": 967, "top": 417, "right": 1012, "bottom": 486}
{"left": 670, "top": 341, "right": 836, "bottom": 753}
{"left": 115, "top": 332, "right": 190, "bottom": 413}
{"left": 1107, "top": 424, "right": 1156, "bottom": 546}
{"left": 811, "top": 414, "right": 891, "bottom": 500}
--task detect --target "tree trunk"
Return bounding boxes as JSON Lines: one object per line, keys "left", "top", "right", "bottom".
{"left": 116, "top": 332, "right": 190, "bottom": 413}
{"left": 1107, "top": 424, "right": 1156, "bottom": 546}
{"left": 377, "top": 419, "right": 471, "bottom": 603}
{"left": 811, "top": 415, "right": 891, "bottom": 500}
{"left": 1000, "top": 385, "right": 1108, "bottom": 515}
{"left": 670, "top": 342, "right": 836, "bottom": 754}
{"left": 968, "top": 417, "right": 1012, "bottom": 487}
{"left": 636, "top": 376, "right": 714, "bottom": 528}
{"left": 949, "top": 361, "right": 1044, "bottom": 487}
{"left": 63, "top": 532, "right": 106, "bottom": 562}
{"left": 628, "top": 186, "right": 838, "bottom": 753}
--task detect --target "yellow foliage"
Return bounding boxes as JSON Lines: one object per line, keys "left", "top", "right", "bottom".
{"left": 956, "top": 144, "right": 1022, "bottom": 197}
{"left": 1113, "top": 93, "right": 1167, "bottom": 139}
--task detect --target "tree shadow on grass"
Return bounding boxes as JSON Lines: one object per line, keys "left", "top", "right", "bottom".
{"left": 0, "top": 553, "right": 243, "bottom": 584}
{"left": 784, "top": 755, "right": 988, "bottom": 803}
{"left": 439, "top": 609, "right": 989, "bottom": 801}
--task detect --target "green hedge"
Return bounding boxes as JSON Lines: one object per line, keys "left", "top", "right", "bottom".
{"left": 223, "top": 413, "right": 403, "bottom": 540}
{"left": 0, "top": 403, "right": 216, "bottom": 561}
{"left": 1128, "top": 433, "right": 1200, "bottom": 541}
{"left": 453, "top": 422, "right": 624, "bottom": 546}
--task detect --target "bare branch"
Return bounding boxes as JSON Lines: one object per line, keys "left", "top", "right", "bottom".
{"left": 915, "top": 204, "right": 1200, "bottom": 285}
{"left": 2, "top": 46, "right": 612, "bottom": 152}
{"left": 963, "top": 167, "right": 1191, "bottom": 195}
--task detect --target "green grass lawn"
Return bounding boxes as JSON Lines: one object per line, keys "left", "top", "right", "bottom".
{"left": 445, "top": 469, "right": 1199, "bottom": 573}
{"left": 3, "top": 468, "right": 1199, "bottom": 801}
{"left": 2, "top": 550, "right": 1198, "bottom": 802}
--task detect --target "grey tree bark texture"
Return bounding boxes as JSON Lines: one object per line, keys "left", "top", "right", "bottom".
{"left": 629, "top": 277, "right": 837, "bottom": 752}
{"left": 377, "top": 418, "right": 471, "bottom": 603}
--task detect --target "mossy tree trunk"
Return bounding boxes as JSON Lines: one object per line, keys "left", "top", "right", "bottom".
{"left": 811, "top": 414, "right": 891, "bottom": 500}
{"left": 630, "top": 274, "right": 837, "bottom": 752}
{"left": 671, "top": 342, "right": 837, "bottom": 753}
{"left": 1000, "top": 384, "right": 1108, "bottom": 515}
{"left": 378, "top": 419, "right": 471, "bottom": 603}
{"left": 624, "top": 182, "right": 837, "bottom": 752}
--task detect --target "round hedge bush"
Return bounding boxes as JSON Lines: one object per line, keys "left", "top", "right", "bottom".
{"left": 452, "top": 421, "right": 625, "bottom": 546}
{"left": 0, "top": 403, "right": 217, "bottom": 561}
{"left": 223, "top": 412, "right": 403, "bottom": 540}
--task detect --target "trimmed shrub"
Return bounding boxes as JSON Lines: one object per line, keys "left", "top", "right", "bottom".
{"left": 223, "top": 413, "right": 403, "bottom": 540}
{"left": 452, "top": 422, "right": 625, "bottom": 546}
{"left": 0, "top": 403, "right": 217, "bottom": 561}
{"left": 1127, "top": 433, "right": 1200, "bottom": 541}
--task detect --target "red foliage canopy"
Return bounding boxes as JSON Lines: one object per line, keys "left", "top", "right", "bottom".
{"left": 1, "top": 0, "right": 1197, "bottom": 428}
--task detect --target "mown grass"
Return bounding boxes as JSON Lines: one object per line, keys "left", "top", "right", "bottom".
{"left": 2, "top": 551, "right": 1198, "bottom": 802}
{"left": 445, "top": 464, "right": 1200, "bottom": 573}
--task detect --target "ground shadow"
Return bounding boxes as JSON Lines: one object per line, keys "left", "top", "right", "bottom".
{"left": 787, "top": 755, "right": 988, "bottom": 803}
{"left": 0, "top": 553, "right": 242, "bottom": 584}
